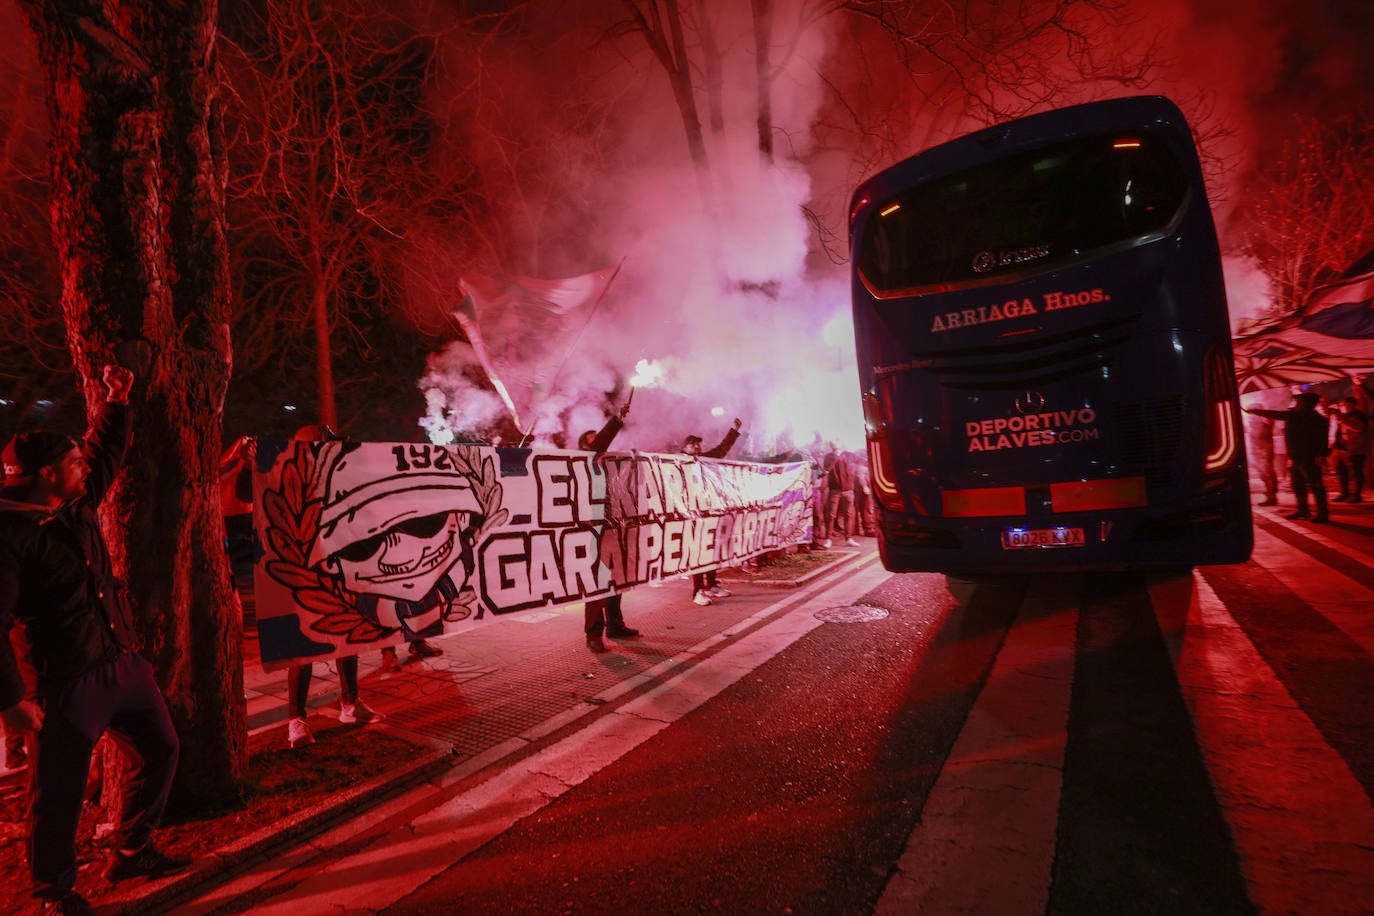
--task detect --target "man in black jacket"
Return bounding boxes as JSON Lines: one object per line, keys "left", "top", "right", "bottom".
{"left": 578, "top": 399, "right": 639, "bottom": 652}
{"left": 0, "top": 364, "right": 187, "bottom": 914}
{"left": 1246, "top": 391, "right": 1331, "bottom": 523}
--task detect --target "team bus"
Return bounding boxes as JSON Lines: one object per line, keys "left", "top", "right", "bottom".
{"left": 849, "top": 96, "right": 1252, "bottom": 572}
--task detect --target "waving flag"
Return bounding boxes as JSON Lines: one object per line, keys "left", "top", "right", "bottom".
{"left": 453, "top": 266, "right": 621, "bottom": 431}
{"left": 1240, "top": 268, "right": 1374, "bottom": 361}
{"left": 1233, "top": 348, "right": 1364, "bottom": 394}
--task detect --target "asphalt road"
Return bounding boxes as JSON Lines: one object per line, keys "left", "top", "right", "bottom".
{"left": 172, "top": 503, "right": 1374, "bottom": 915}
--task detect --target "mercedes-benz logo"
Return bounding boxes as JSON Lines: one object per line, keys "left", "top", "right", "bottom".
{"left": 1014, "top": 391, "right": 1045, "bottom": 414}
{"left": 971, "top": 251, "right": 996, "bottom": 273}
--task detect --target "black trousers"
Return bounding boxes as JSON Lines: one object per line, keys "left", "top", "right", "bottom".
{"left": 1289, "top": 456, "right": 1328, "bottom": 517}
{"left": 584, "top": 595, "right": 627, "bottom": 636}
{"left": 30, "top": 651, "right": 178, "bottom": 899}
{"left": 1335, "top": 449, "right": 1367, "bottom": 497}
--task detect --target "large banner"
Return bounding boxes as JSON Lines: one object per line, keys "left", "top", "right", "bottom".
{"left": 252, "top": 439, "right": 814, "bottom": 668}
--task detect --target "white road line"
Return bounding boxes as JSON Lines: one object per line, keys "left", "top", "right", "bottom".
{"left": 221, "top": 558, "right": 897, "bottom": 915}
{"left": 1251, "top": 527, "right": 1374, "bottom": 656}
{"left": 1152, "top": 573, "right": 1374, "bottom": 915}
{"left": 876, "top": 578, "right": 1077, "bottom": 916}
{"left": 1253, "top": 504, "right": 1374, "bottom": 564}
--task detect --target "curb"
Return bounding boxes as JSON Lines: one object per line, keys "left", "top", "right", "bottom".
{"left": 109, "top": 735, "right": 457, "bottom": 915}
{"left": 746, "top": 549, "right": 871, "bottom": 588}
{"left": 104, "top": 547, "right": 876, "bottom": 913}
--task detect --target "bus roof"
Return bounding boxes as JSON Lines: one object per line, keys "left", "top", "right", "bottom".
{"left": 851, "top": 96, "right": 1198, "bottom": 221}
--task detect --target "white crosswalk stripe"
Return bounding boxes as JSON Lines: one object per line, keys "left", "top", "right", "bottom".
{"left": 877, "top": 579, "right": 1076, "bottom": 915}
{"left": 1251, "top": 525, "right": 1374, "bottom": 655}
{"left": 1155, "top": 567, "right": 1374, "bottom": 914}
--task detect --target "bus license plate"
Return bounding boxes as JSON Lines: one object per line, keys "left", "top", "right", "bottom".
{"left": 1000, "top": 527, "right": 1086, "bottom": 550}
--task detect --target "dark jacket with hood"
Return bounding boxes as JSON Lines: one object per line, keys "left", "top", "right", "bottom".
{"left": 585, "top": 416, "right": 624, "bottom": 455}
{"left": 0, "top": 402, "right": 135, "bottom": 708}
{"left": 703, "top": 427, "right": 740, "bottom": 459}
{"left": 825, "top": 451, "right": 855, "bottom": 492}
{"left": 1249, "top": 399, "right": 1329, "bottom": 463}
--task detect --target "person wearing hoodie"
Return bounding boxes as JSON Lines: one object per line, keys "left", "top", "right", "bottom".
{"left": 0, "top": 364, "right": 188, "bottom": 914}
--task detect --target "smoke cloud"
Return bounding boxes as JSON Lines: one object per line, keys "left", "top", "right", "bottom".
{"left": 410, "top": 0, "right": 1373, "bottom": 454}
{"left": 418, "top": 1, "right": 861, "bottom": 455}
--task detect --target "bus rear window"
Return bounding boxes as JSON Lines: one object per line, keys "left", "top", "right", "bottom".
{"left": 858, "top": 132, "right": 1188, "bottom": 292}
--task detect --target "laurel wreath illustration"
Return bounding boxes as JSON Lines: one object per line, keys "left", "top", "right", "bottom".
{"left": 263, "top": 441, "right": 508, "bottom": 645}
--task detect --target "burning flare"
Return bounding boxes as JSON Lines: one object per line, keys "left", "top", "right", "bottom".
{"left": 629, "top": 358, "right": 665, "bottom": 388}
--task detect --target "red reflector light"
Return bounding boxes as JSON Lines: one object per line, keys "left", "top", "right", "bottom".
{"left": 943, "top": 486, "right": 1026, "bottom": 518}
{"left": 1051, "top": 477, "right": 1147, "bottom": 513}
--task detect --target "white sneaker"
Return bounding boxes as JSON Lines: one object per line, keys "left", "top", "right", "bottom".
{"left": 821, "top": 539, "right": 832, "bottom": 549}
{"left": 693, "top": 590, "right": 713, "bottom": 606}
{"left": 845, "top": 538, "right": 859, "bottom": 547}
{"left": 338, "top": 698, "right": 385, "bottom": 725}
{"left": 287, "top": 717, "right": 314, "bottom": 749}
{"left": 707, "top": 585, "right": 732, "bottom": 598}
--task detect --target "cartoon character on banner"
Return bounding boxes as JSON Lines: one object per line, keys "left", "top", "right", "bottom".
{"left": 777, "top": 469, "right": 816, "bottom": 547}
{"left": 263, "top": 440, "right": 507, "bottom": 645}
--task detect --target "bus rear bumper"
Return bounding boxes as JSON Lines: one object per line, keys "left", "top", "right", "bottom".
{"left": 877, "top": 498, "right": 1253, "bottom": 574}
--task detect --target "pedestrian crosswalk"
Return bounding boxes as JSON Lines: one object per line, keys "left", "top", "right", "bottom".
{"left": 876, "top": 515, "right": 1373, "bottom": 914}
{"left": 1182, "top": 570, "right": 1374, "bottom": 914}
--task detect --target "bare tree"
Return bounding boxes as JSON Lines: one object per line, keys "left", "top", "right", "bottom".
{"left": 223, "top": 0, "right": 473, "bottom": 432}
{"left": 1243, "top": 116, "right": 1374, "bottom": 319}
{"left": 617, "top": 0, "right": 710, "bottom": 173}
{"left": 19, "top": 0, "right": 244, "bottom": 811}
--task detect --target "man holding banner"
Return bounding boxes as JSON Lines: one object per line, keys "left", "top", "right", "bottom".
{"left": 579, "top": 400, "right": 638, "bottom": 652}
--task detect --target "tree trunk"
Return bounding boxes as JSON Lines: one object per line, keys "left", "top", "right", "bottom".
{"left": 21, "top": 0, "right": 245, "bottom": 815}
{"left": 312, "top": 282, "right": 338, "bottom": 429}
{"left": 662, "top": 0, "right": 709, "bottom": 174}
{"left": 696, "top": 0, "right": 725, "bottom": 136}
{"left": 750, "top": 0, "right": 774, "bottom": 162}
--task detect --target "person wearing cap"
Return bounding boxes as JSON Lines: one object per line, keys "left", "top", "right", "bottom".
{"left": 1245, "top": 391, "right": 1331, "bottom": 523}
{"left": 683, "top": 418, "right": 743, "bottom": 606}
{"left": 577, "top": 399, "right": 638, "bottom": 652}
{"left": 0, "top": 364, "right": 188, "bottom": 912}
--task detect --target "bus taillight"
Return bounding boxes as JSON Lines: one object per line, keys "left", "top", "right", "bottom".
{"left": 1204, "top": 401, "right": 1239, "bottom": 473}
{"left": 1203, "top": 347, "right": 1242, "bottom": 478}
{"left": 863, "top": 392, "right": 906, "bottom": 513}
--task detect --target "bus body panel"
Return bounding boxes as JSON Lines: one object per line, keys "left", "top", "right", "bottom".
{"left": 850, "top": 96, "right": 1252, "bottom": 573}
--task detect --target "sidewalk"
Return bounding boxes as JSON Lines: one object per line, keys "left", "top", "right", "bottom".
{"left": 1250, "top": 483, "right": 1374, "bottom": 525}
{"left": 100, "top": 544, "right": 873, "bottom": 914}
